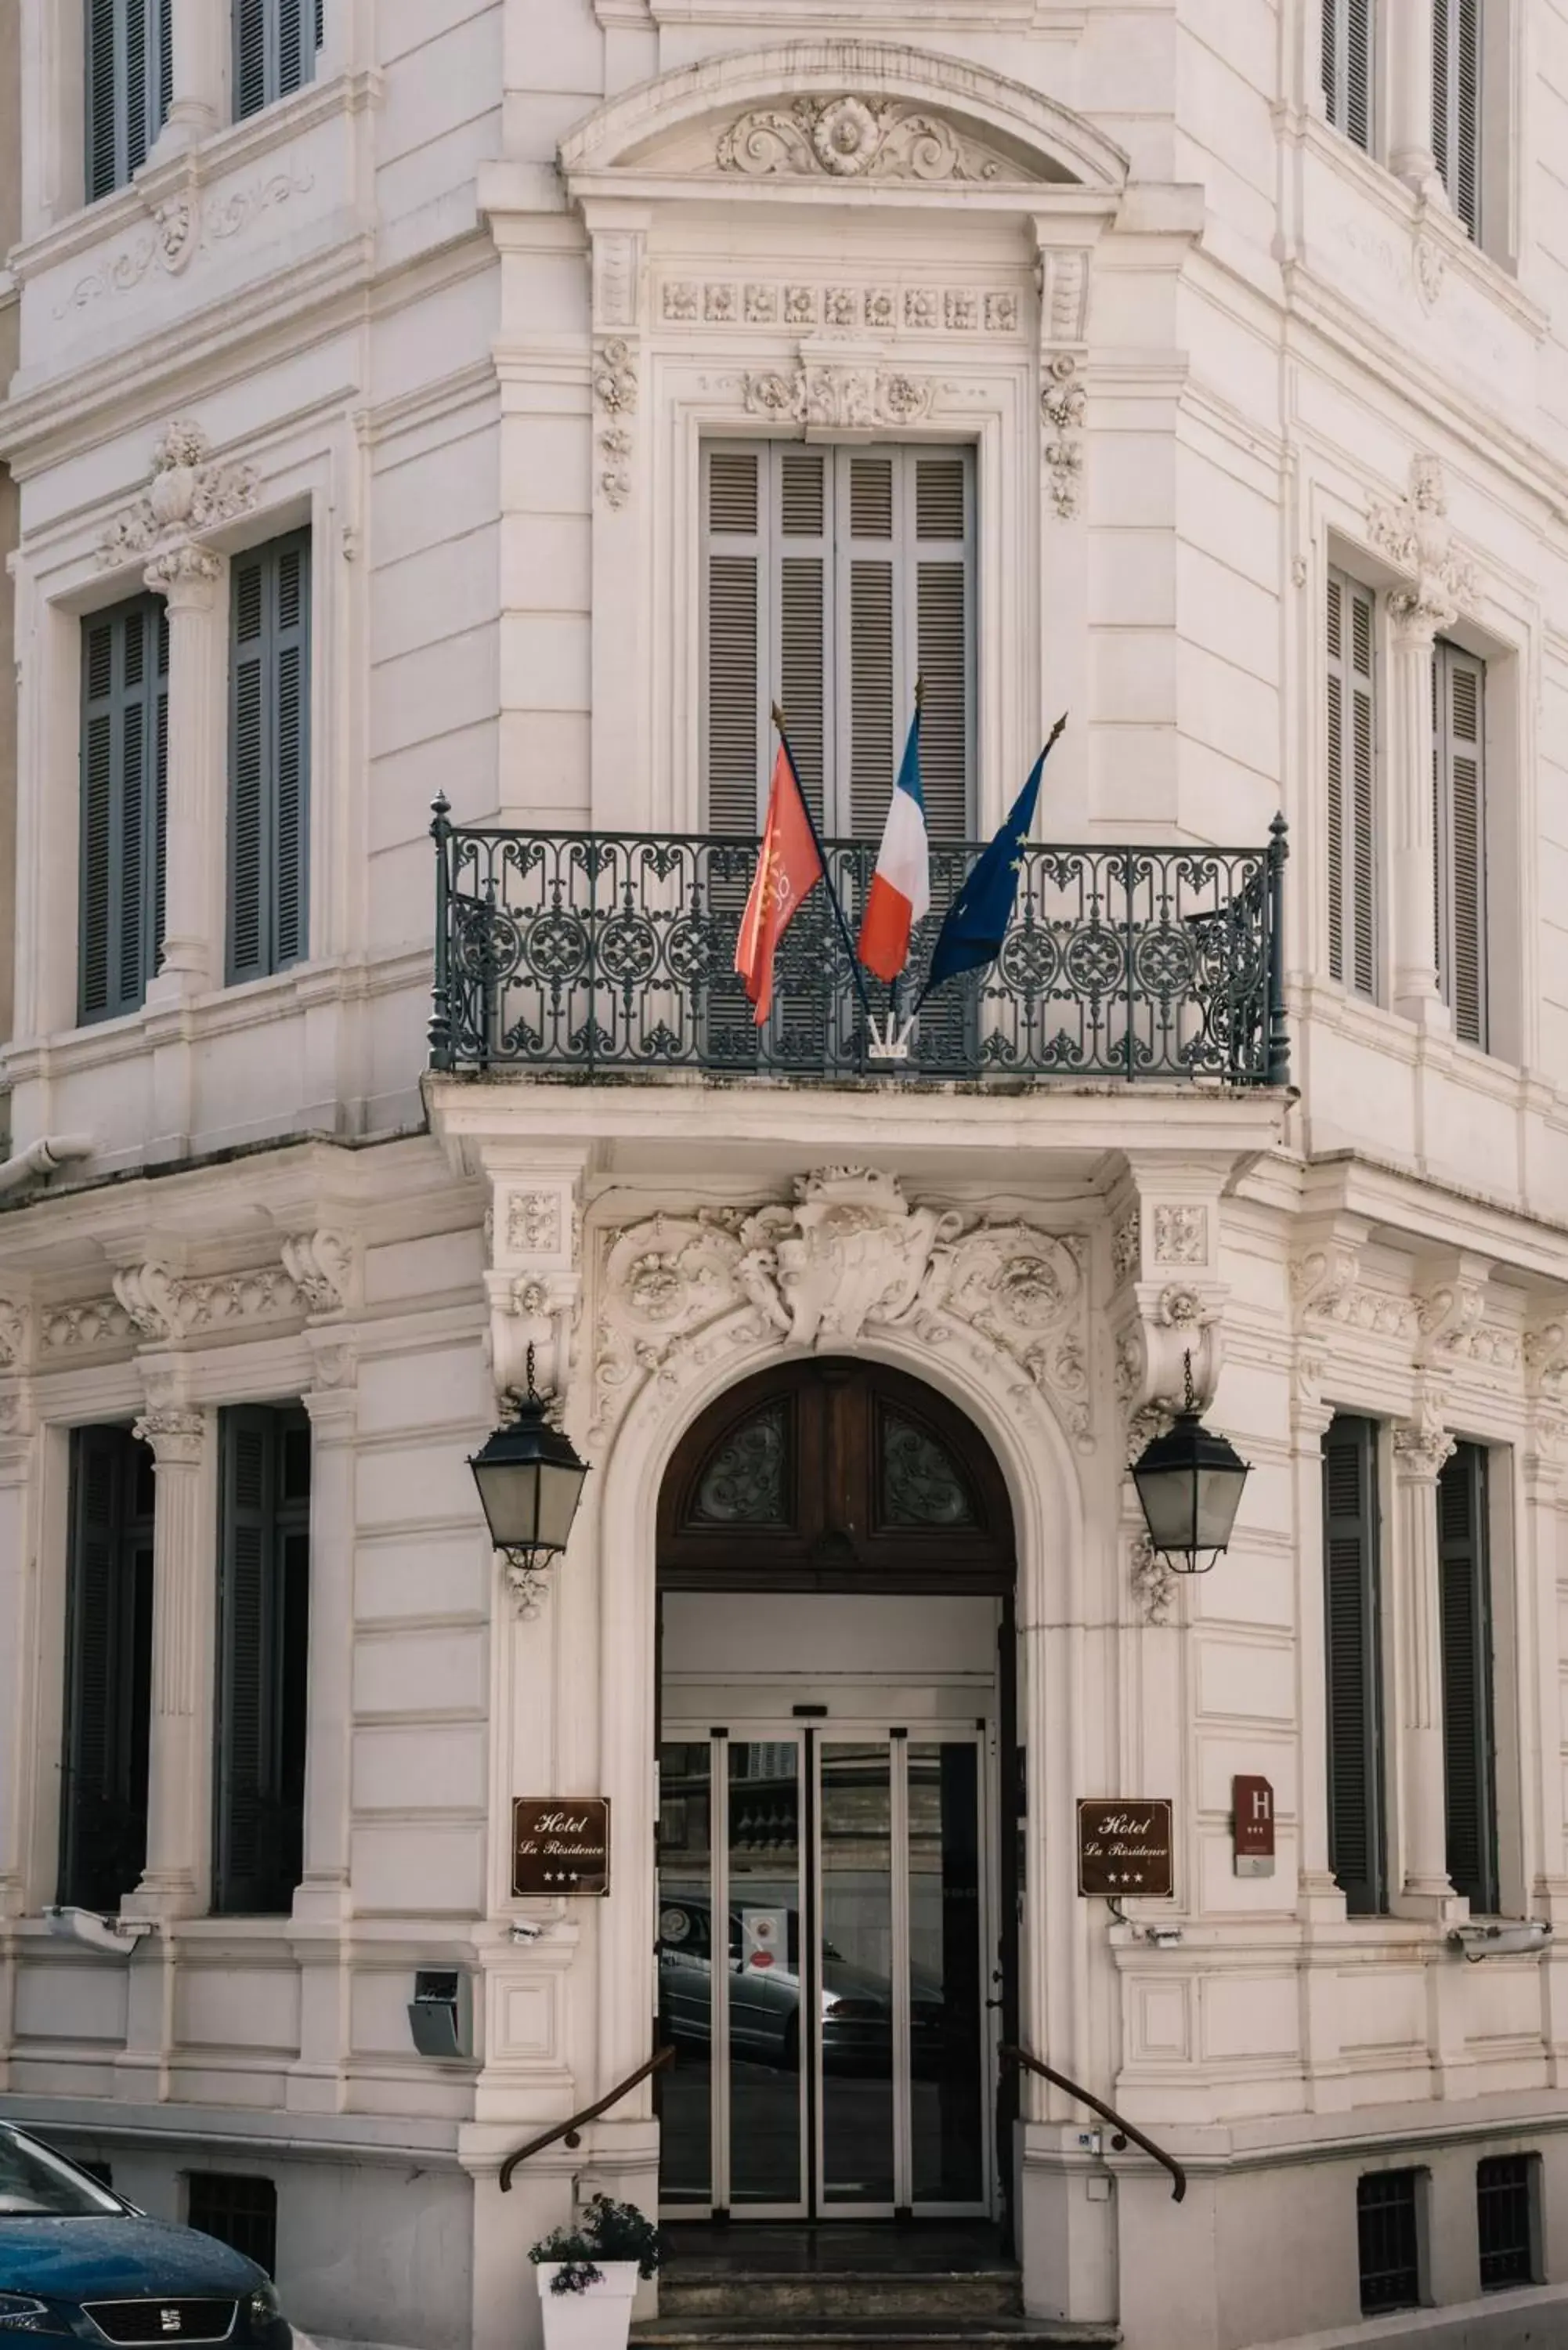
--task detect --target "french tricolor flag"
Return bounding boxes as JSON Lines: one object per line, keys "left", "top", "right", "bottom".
{"left": 857, "top": 707, "right": 929, "bottom": 983}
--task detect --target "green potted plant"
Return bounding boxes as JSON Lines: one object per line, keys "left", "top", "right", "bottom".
{"left": 529, "top": 2195, "right": 662, "bottom": 2350}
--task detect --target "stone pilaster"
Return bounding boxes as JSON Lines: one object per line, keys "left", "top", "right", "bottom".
{"left": 1387, "top": 0, "right": 1443, "bottom": 198}
{"left": 143, "top": 543, "right": 224, "bottom": 1002}
{"left": 1387, "top": 597, "right": 1445, "bottom": 1026}
{"left": 1390, "top": 1397, "right": 1463, "bottom": 1920}
{"left": 149, "top": 0, "right": 226, "bottom": 155}
{"left": 122, "top": 1404, "right": 214, "bottom": 1923}
{"left": 0, "top": 1362, "right": 38, "bottom": 1929}
{"left": 292, "top": 1358, "right": 359, "bottom": 1933}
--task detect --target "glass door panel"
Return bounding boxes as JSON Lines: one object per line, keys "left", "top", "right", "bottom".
{"left": 728, "top": 1740, "right": 806, "bottom": 2207}
{"left": 819, "top": 1742, "right": 896, "bottom": 2207}
{"left": 909, "top": 1741, "right": 985, "bottom": 2204}
{"left": 656, "top": 1741, "right": 714, "bottom": 2205}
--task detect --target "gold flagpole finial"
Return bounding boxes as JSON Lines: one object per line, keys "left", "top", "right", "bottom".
{"left": 771, "top": 701, "right": 787, "bottom": 732}
{"left": 914, "top": 674, "right": 925, "bottom": 709}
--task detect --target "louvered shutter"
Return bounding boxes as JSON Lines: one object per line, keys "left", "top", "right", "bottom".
{"left": 215, "top": 1406, "right": 312, "bottom": 1914}
{"left": 1433, "top": 639, "right": 1486, "bottom": 1047}
{"left": 1438, "top": 1442, "right": 1498, "bottom": 1913}
{"left": 234, "top": 0, "right": 320, "bottom": 120}
{"left": 85, "top": 0, "right": 171, "bottom": 201}
{"left": 913, "top": 454, "right": 971, "bottom": 844}
{"left": 79, "top": 597, "right": 168, "bottom": 1023}
{"left": 1322, "top": 0, "right": 1373, "bottom": 151}
{"left": 844, "top": 454, "right": 896, "bottom": 841}
{"left": 1325, "top": 572, "right": 1377, "bottom": 1000}
{"left": 779, "top": 450, "right": 831, "bottom": 828}
{"left": 704, "top": 448, "right": 764, "bottom": 834}
{"left": 1323, "top": 1415, "right": 1386, "bottom": 1915}
{"left": 229, "top": 531, "right": 312, "bottom": 984}
{"left": 60, "top": 1426, "right": 154, "bottom": 1914}
{"left": 1433, "top": 0, "right": 1483, "bottom": 240}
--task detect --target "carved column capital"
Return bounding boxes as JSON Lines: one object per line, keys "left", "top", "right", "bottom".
{"left": 132, "top": 1406, "right": 206, "bottom": 1466}
{"left": 1393, "top": 1397, "right": 1456, "bottom": 1484}
{"left": 143, "top": 540, "right": 222, "bottom": 602}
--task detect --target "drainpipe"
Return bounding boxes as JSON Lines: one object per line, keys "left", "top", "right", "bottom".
{"left": 0, "top": 1135, "right": 95, "bottom": 1198}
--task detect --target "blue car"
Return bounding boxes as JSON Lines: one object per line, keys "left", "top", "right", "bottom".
{"left": 0, "top": 2124, "right": 291, "bottom": 2347}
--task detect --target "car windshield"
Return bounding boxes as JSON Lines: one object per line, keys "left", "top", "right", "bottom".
{"left": 0, "top": 2131, "right": 124, "bottom": 2218}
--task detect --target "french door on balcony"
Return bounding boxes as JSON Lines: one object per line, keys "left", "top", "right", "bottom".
{"left": 657, "top": 1719, "right": 994, "bottom": 2218}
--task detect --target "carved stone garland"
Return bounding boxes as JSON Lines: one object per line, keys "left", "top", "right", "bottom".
{"left": 99, "top": 420, "right": 259, "bottom": 569}
{"left": 591, "top": 1169, "right": 1093, "bottom": 1456}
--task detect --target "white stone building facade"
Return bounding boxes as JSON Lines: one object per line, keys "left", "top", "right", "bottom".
{"left": 4, "top": 3, "right": 1568, "bottom": 2347}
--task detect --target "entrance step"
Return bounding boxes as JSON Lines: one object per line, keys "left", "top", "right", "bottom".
{"left": 657, "top": 2270, "right": 1022, "bottom": 2321}
{"left": 634, "top": 2326, "right": 1120, "bottom": 2349}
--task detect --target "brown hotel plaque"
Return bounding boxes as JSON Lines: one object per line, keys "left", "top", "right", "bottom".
{"left": 511, "top": 1798, "right": 611, "bottom": 1896}
{"left": 1076, "top": 1799, "right": 1173, "bottom": 1898}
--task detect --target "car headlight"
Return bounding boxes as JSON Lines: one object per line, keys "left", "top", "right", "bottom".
{"left": 0, "top": 2299, "right": 55, "bottom": 2334}
{"left": 247, "top": 2284, "right": 281, "bottom": 2326}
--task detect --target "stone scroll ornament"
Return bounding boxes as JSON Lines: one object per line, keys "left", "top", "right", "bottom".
{"left": 591, "top": 1169, "right": 1093, "bottom": 1452}
{"left": 716, "top": 96, "right": 1003, "bottom": 183}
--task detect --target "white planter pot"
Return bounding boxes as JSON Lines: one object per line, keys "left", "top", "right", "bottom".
{"left": 535, "top": 2261, "right": 641, "bottom": 2350}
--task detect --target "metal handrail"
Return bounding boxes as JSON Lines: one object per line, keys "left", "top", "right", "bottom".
{"left": 1000, "top": 2042, "right": 1187, "bottom": 2204}
{"left": 498, "top": 2044, "right": 675, "bottom": 2193}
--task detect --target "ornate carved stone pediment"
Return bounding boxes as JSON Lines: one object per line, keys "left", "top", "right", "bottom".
{"left": 592, "top": 1170, "right": 1093, "bottom": 1452}
{"left": 714, "top": 96, "right": 1014, "bottom": 184}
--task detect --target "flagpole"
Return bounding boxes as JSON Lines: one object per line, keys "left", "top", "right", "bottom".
{"left": 771, "top": 703, "right": 874, "bottom": 1026}
{"left": 887, "top": 673, "right": 925, "bottom": 1040}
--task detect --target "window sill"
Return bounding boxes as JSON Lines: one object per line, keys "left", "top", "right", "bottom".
{"left": 1292, "top": 975, "right": 1527, "bottom": 1097}
{"left": 8, "top": 67, "right": 382, "bottom": 294}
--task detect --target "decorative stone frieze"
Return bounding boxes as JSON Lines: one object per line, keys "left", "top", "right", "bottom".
{"left": 715, "top": 96, "right": 1004, "bottom": 183}
{"left": 98, "top": 421, "right": 259, "bottom": 569}
{"left": 0, "top": 1299, "right": 29, "bottom": 1371}
{"left": 742, "top": 363, "right": 936, "bottom": 429}
{"left": 112, "top": 1259, "right": 302, "bottom": 1342}
{"left": 591, "top": 1170, "right": 1092, "bottom": 1452}
{"left": 56, "top": 168, "right": 314, "bottom": 316}
{"left": 1415, "top": 1260, "right": 1520, "bottom": 1375}
{"left": 667, "top": 279, "right": 1021, "bottom": 334}
{"left": 1288, "top": 1237, "right": 1418, "bottom": 1340}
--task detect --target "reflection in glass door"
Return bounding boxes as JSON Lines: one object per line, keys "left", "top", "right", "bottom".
{"left": 657, "top": 1724, "right": 991, "bottom": 2218}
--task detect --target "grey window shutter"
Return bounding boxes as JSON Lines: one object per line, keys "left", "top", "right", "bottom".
{"left": 233, "top": 0, "right": 320, "bottom": 121}
{"left": 229, "top": 530, "right": 311, "bottom": 984}
{"left": 1322, "top": 0, "right": 1373, "bottom": 151}
{"left": 1323, "top": 1414, "right": 1386, "bottom": 1915}
{"left": 85, "top": 0, "right": 171, "bottom": 201}
{"left": 215, "top": 1405, "right": 312, "bottom": 1915}
{"left": 779, "top": 449, "right": 831, "bottom": 830}
{"left": 912, "top": 452, "right": 970, "bottom": 844}
{"left": 1325, "top": 571, "right": 1376, "bottom": 1000}
{"left": 1433, "top": 0, "right": 1483, "bottom": 240}
{"left": 844, "top": 453, "right": 896, "bottom": 842}
{"left": 1433, "top": 639, "right": 1486, "bottom": 1047}
{"left": 60, "top": 1426, "right": 155, "bottom": 1914}
{"left": 703, "top": 446, "right": 764, "bottom": 834}
{"left": 79, "top": 596, "right": 169, "bottom": 1023}
{"left": 1438, "top": 1442, "right": 1498, "bottom": 1913}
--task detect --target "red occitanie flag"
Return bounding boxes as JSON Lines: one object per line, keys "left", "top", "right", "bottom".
{"left": 735, "top": 740, "right": 825, "bottom": 1025}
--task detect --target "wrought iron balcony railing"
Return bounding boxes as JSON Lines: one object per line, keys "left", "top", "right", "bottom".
{"left": 428, "top": 801, "right": 1288, "bottom": 1088}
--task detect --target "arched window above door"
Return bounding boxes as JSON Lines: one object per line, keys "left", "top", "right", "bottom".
{"left": 660, "top": 1358, "right": 1013, "bottom": 1593}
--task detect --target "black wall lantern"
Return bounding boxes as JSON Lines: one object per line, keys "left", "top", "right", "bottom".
{"left": 1130, "top": 1352, "right": 1250, "bottom": 1575}
{"left": 468, "top": 1348, "right": 591, "bottom": 1610}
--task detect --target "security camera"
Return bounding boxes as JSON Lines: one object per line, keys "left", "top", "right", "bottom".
{"left": 509, "top": 1920, "right": 544, "bottom": 1945}
{"left": 1144, "top": 1924, "right": 1183, "bottom": 1949}
{"left": 1450, "top": 1920, "right": 1553, "bottom": 1961}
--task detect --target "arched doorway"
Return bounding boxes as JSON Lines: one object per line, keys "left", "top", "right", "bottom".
{"left": 654, "top": 1358, "right": 1017, "bottom": 2225}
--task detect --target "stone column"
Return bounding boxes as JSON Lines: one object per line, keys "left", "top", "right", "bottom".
{"left": 144, "top": 544, "right": 223, "bottom": 1003}
{"left": 150, "top": 0, "right": 226, "bottom": 156}
{"left": 1387, "top": 595, "right": 1447, "bottom": 1027}
{"left": 123, "top": 1406, "right": 213, "bottom": 1922}
{"left": 292, "top": 1368, "right": 358, "bottom": 1930}
{"left": 1390, "top": 1402, "right": 1461, "bottom": 1919}
{"left": 0, "top": 1372, "right": 38, "bottom": 1928}
{"left": 1291, "top": 1358, "right": 1342, "bottom": 1919}
{"left": 1387, "top": 0, "right": 1443, "bottom": 198}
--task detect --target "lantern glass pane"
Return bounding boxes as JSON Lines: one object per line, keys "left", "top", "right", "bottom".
{"left": 1196, "top": 1464, "right": 1246, "bottom": 1550}
{"left": 480, "top": 1459, "right": 544, "bottom": 1549}
{"left": 1133, "top": 1465, "right": 1198, "bottom": 1555}
{"left": 537, "top": 1461, "right": 587, "bottom": 1552}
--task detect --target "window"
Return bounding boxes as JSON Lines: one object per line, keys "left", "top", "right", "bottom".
{"left": 214, "top": 1406, "right": 311, "bottom": 1915}
{"left": 229, "top": 532, "right": 311, "bottom": 985}
{"left": 1323, "top": 1415, "right": 1386, "bottom": 1914}
{"left": 702, "top": 443, "right": 973, "bottom": 838}
{"left": 186, "top": 2174, "right": 277, "bottom": 2275}
{"left": 79, "top": 597, "right": 168, "bottom": 1024}
{"left": 1433, "top": 0, "right": 1482, "bottom": 240}
{"left": 86, "top": 0, "right": 172, "bottom": 201}
{"left": 1358, "top": 2170, "right": 1423, "bottom": 2314}
{"left": 1325, "top": 572, "right": 1377, "bottom": 1000}
{"left": 1438, "top": 1441, "right": 1499, "bottom": 1912}
{"left": 1321, "top": 0, "right": 1374, "bottom": 150}
{"left": 233, "top": 0, "right": 323, "bottom": 119}
{"left": 59, "top": 1426, "right": 155, "bottom": 1914}
{"left": 1477, "top": 2154, "right": 1537, "bottom": 2290}
{"left": 1433, "top": 640, "right": 1487, "bottom": 1047}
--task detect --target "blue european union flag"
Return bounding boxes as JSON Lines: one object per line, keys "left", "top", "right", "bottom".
{"left": 914, "top": 717, "right": 1066, "bottom": 1011}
